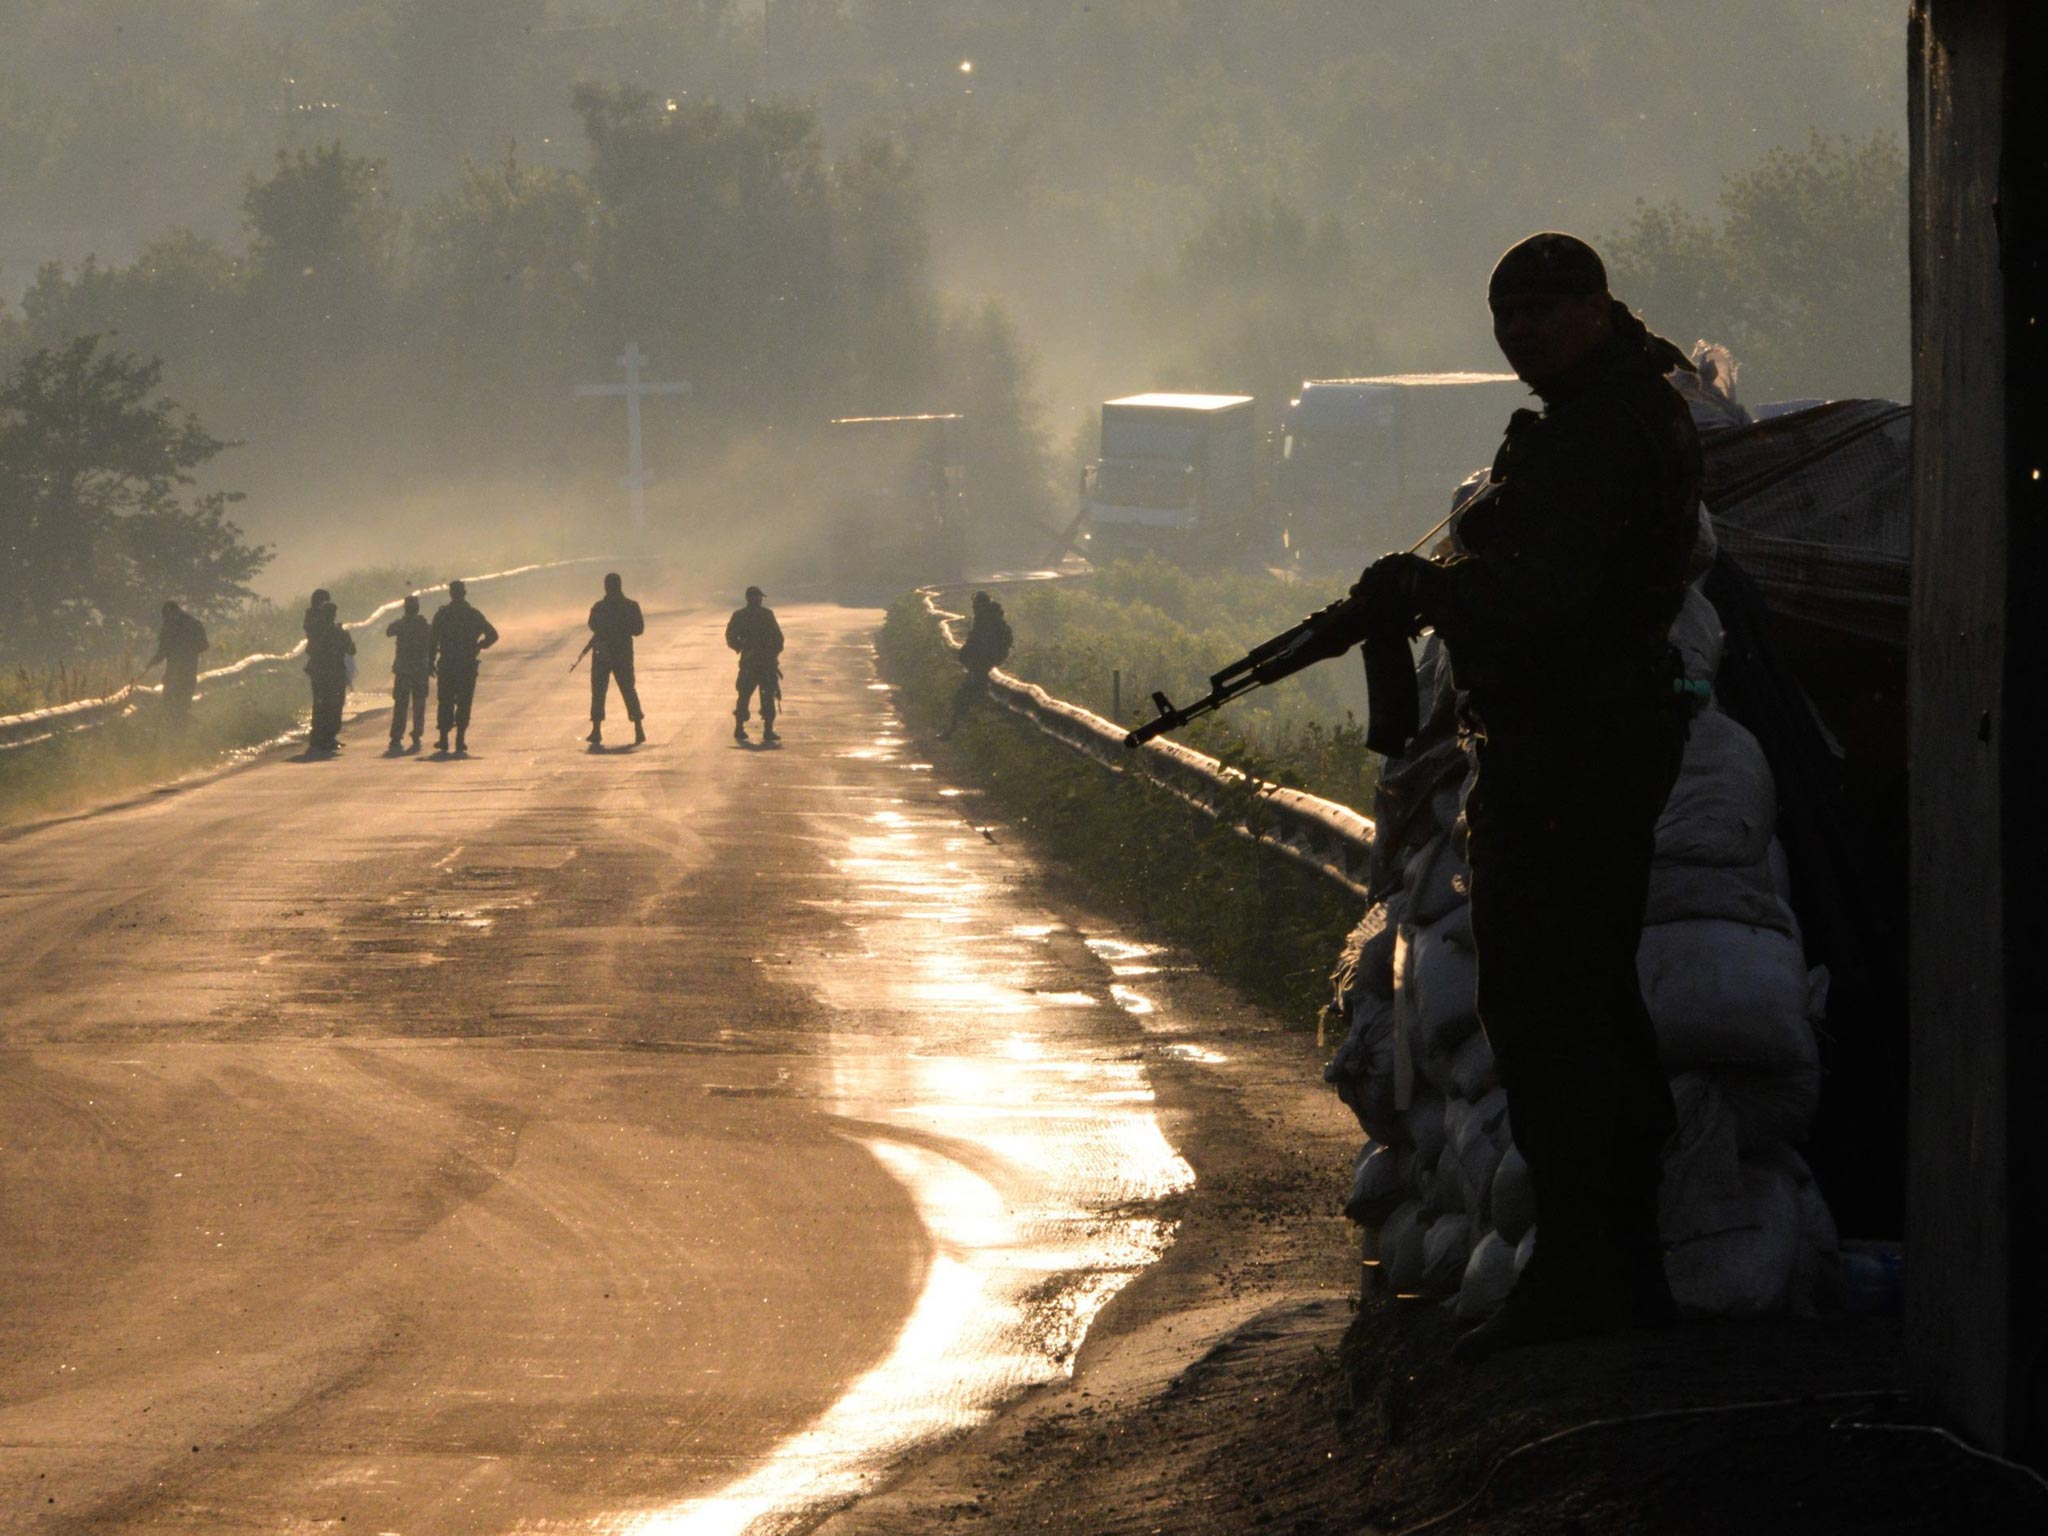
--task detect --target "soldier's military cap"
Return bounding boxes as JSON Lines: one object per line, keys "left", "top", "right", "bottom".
{"left": 1489, "top": 232, "right": 1608, "bottom": 303}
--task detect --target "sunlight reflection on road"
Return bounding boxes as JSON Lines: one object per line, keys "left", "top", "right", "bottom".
{"left": 598, "top": 713, "right": 1194, "bottom": 1536}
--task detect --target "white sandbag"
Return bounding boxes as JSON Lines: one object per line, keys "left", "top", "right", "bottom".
{"left": 1665, "top": 1159, "right": 1801, "bottom": 1317}
{"left": 1708, "top": 1062, "right": 1823, "bottom": 1151}
{"left": 1644, "top": 855, "right": 1799, "bottom": 935}
{"left": 1445, "top": 1028, "right": 1499, "bottom": 1100}
{"left": 1403, "top": 832, "right": 1470, "bottom": 928}
{"left": 1450, "top": 1087, "right": 1509, "bottom": 1227}
{"left": 1654, "top": 709, "right": 1776, "bottom": 869}
{"left": 1402, "top": 1090, "right": 1448, "bottom": 1167}
{"left": 1669, "top": 582, "right": 1724, "bottom": 683}
{"left": 1514, "top": 1227, "right": 1536, "bottom": 1275}
{"left": 1636, "top": 919, "right": 1817, "bottom": 1070}
{"left": 1324, "top": 993, "right": 1402, "bottom": 1144}
{"left": 1410, "top": 914, "right": 1481, "bottom": 1059}
{"left": 1753, "top": 1144, "right": 1843, "bottom": 1317}
{"left": 1657, "top": 1074, "right": 1753, "bottom": 1245}
{"left": 1386, "top": 1203, "right": 1429, "bottom": 1293}
{"left": 1685, "top": 502, "right": 1720, "bottom": 583}
{"left": 1456, "top": 1230, "right": 1518, "bottom": 1321}
{"left": 1491, "top": 1145, "right": 1536, "bottom": 1246}
{"left": 1346, "top": 1141, "right": 1409, "bottom": 1224}
{"left": 1434, "top": 1143, "right": 1468, "bottom": 1215}
{"left": 1421, "top": 1213, "right": 1475, "bottom": 1296}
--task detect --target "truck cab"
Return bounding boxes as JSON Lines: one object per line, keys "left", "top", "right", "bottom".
{"left": 1277, "top": 373, "right": 1525, "bottom": 570}
{"left": 1081, "top": 393, "right": 1258, "bottom": 565}
{"left": 826, "top": 413, "right": 965, "bottom": 596}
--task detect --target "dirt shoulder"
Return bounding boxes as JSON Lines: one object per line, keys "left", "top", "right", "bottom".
{"left": 810, "top": 893, "right": 2045, "bottom": 1536}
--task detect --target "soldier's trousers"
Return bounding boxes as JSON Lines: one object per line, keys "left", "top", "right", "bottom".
{"left": 591, "top": 654, "right": 642, "bottom": 723}
{"left": 391, "top": 674, "right": 428, "bottom": 741}
{"left": 162, "top": 663, "right": 197, "bottom": 720}
{"left": 734, "top": 659, "right": 778, "bottom": 725}
{"left": 437, "top": 666, "right": 478, "bottom": 739}
{"left": 1465, "top": 707, "right": 1685, "bottom": 1296}
{"left": 309, "top": 673, "right": 347, "bottom": 748}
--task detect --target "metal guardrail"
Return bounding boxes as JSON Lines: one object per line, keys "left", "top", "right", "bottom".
{"left": 0, "top": 557, "right": 614, "bottom": 754}
{"left": 918, "top": 586, "right": 1375, "bottom": 897}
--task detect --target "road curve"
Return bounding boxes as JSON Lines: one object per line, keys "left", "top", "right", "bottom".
{"left": 0, "top": 590, "right": 1190, "bottom": 1534}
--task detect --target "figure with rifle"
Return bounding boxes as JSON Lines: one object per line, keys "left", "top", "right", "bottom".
{"left": 144, "top": 600, "right": 209, "bottom": 719}
{"left": 725, "top": 585, "right": 783, "bottom": 745}
{"left": 583, "top": 572, "right": 647, "bottom": 747}
{"left": 1131, "top": 233, "right": 1703, "bottom": 1363}
{"left": 386, "top": 594, "right": 432, "bottom": 753}
{"left": 304, "top": 599, "right": 355, "bottom": 752}
{"left": 428, "top": 579, "right": 499, "bottom": 755}
{"left": 938, "top": 591, "right": 1012, "bottom": 740}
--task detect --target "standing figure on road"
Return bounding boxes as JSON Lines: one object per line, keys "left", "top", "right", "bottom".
{"left": 939, "top": 591, "right": 1013, "bottom": 740}
{"left": 1357, "top": 232, "right": 1703, "bottom": 1362}
{"left": 304, "top": 600, "right": 356, "bottom": 752}
{"left": 145, "top": 600, "right": 210, "bottom": 718}
{"left": 586, "top": 572, "right": 647, "bottom": 747}
{"left": 725, "top": 585, "right": 783, "bottom": 745}
{"left": 385, "top": 593, "right": 433, "bottom": 753}
{"left": 428, "top": 579, "right": 499, "bottom": 755}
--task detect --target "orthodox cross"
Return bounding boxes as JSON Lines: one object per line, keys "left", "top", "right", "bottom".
{"left": 575, "top": 343, "right": 691, "bottom": 529}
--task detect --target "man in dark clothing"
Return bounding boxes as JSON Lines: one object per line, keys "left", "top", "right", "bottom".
{"left": 1360, "top": 233, "right": 1702, "bottom": 1362}
{"left": 725, "top": 585, "right": 783, "bottom": 745}
{"left": 939, "top": 591, "right": 1013, "bottom": 739}
{"left": 586, "top": 571, "right": 646, "bottom": 747}
{"left": 428, "top": 578, "right": 499, "bottom": 754}
{"left": 304, "top": 600, "right": 356, "bottom": 752}
{"left": 386, "top": 593, "right": 432, "bottom": 752}
{"left": 146, "top": 601, "right": 209, "bottom": 717}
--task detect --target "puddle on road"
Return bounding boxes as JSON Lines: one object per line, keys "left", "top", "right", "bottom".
{"left": 602, "top": 712, "right": 1196, "bottom": 1536}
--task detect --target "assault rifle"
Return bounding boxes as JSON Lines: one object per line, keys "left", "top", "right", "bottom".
{"left": 1122, "top": 591, "right": 1419, "bottom": 758}
{"left": 1124, "top": 505, "right": 1465, "bottom": 759}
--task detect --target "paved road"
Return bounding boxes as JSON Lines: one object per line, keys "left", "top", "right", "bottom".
{"left": 0, "top": 589, "right": 1192, "bottom": 1534}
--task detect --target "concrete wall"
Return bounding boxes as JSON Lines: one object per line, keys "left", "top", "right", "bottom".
{"left": 1907, "top": 0, "right": 2047, "bottom": 1465}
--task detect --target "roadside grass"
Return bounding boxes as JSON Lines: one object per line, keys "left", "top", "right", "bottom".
{"left": 0, "top": 565, "right": 427, "bottom": 715}
{"left": 0, "top": 565, "right": 428, "bottom": 828}
{"left": 878, "top": 593, "right": 1363, "bottom": 1027}
{"left": 0, "top": 671, "right": 308, "bottom": 828}
{"left": 994, "top": 555, "right": 1383, "bottom": 811}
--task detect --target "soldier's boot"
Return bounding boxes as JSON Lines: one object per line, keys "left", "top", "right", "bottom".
{"left": 761, "top": 721, "right": 780, "bottom": 745}
{"left": 733, "top": 715, "right": 748, "bottom": 743}
{"left": 1607, "top": 1140, "right": 1677, "bottom": 1330}
{"left": 436, "top": 732, "right": 450, "bottom": 753}
{"left": 587, "top": 724, "right": 603, "bottom": 745}
{"left": 455, "top": 731, "right": 467, "bottom": 754}
{"left": 633, "top": 719, "right": 646, "bottom": 745}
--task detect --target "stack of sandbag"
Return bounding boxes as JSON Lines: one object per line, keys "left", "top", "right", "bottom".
{"left": 1327, "top": 527, "right": 1840, "bottom": 1320}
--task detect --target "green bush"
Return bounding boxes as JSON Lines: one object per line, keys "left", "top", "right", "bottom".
{"left": 880, "top": 592, "right": 1361, "bottom": 1026}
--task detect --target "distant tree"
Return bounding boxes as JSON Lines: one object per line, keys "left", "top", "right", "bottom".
{"left": 242, "top": 141, "right": 398, "bottom": 337}
{"left": 1605, "top": 130, "right": 1909, "bottom": 402}
{"left": 0, "top": 336, "right": 268, "bottom": 660}
{"left": 939, "top": 300, "right": 1055, "bottom": 556}
{"left": 1135, "top": 196, "right": 1379, "bottom": 416}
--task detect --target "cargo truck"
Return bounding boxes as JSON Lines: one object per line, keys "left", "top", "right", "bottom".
{"left": 1078, "top": 392, "right": 1259, "bottom": 564}
{"left": 826, "top": 412, "right": 965, "bottom": 596}
{"left": 1276, "top": 372, "right": 1525, "bottom": 571}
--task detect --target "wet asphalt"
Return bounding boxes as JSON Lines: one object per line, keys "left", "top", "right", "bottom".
{"left": 0, "top": 594, "right": 1202, "bottom": 1534}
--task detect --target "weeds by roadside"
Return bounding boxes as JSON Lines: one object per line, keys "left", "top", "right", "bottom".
{"left": 879, "top": 593, "right": 1362, "bottom": 1026}
{"left": 0, "top": 564, "right": 429, "bottom": 828}
{"left": 994, "top": 555, "right": 1384, "bottom": 809}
